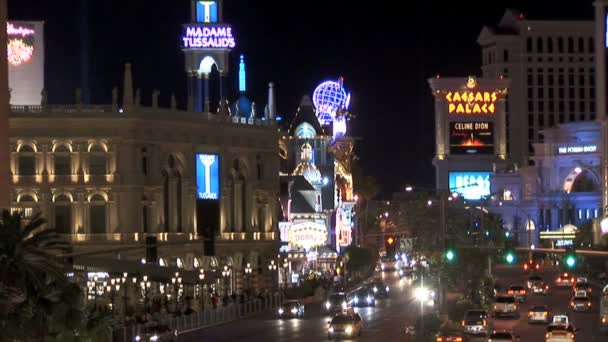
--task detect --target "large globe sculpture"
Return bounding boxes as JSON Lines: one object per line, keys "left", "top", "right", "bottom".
{"left": 312, "top": 80, "right": 348, "bottom": 125}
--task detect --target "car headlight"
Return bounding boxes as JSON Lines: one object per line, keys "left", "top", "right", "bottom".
{"left": 291, "top": 308, "right": 298, "bottom": 314}
{"left": 325, "top": 302, "right": 331, "bottom": 310}
{"left": 342, "top": 301, "right": 347, "bottom": 309}
{"left": 345, "top": 326, "right": 353, "bottom": 334}
{"left": 150, "top": 336, "right": 159, "bottom": 342}
{"left": 373, "top": 287, "right": 378, "bottom": 293}
{"left": 367, "top": 296, "right": 372, "bottom": 303}
{"left": 399, "top": 270, "right": 404, "bottom": 276}
{"left": 328, "top": 327, "right": 334, "bottom": 333}
{"left": 278, "top": 308, "right": 284, "bottom": 315}
{"left": 135, "top": 336, "right": 141, "bottom": 342}
{"left": 386, "top": 286, "right": 389, "bottom": 292}
{"left": 354, "top": 296, "right": 359, "bottom": 302}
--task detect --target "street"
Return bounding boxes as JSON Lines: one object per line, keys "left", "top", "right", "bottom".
{"left": 180, "top": 264, "right": 605, "bottom": 341}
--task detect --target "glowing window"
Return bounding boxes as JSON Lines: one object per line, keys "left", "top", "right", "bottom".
{"left": 295, "top": 122, "right": 316, "bottom": 139}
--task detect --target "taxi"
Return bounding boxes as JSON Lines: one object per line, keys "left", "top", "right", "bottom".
{"left": 545, "top": 323, "right": 578, "bottom": 342}
{"left": 327, "top": 310, "right": 363, "bottom": 339}
{"left": 492, "top": 295, "right": 519, "bottom": 318}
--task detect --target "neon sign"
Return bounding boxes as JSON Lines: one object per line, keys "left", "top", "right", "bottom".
{"left": 8, "top": 23, "right": 35, "bottom": 37}
{"left": 182, "top": 25, "right": 235, "bottom": 49}
{"left": 557, "top": 145, "right": 597, "bottom": 154}
{"left": 449, "top": 171, "right": 491, "bottom": 200}
{"left": 445, "top": 91, "right": 498, "bottom": 114}
{"left": 196, "top": 153, "right": 220, "bottom": 200}
{"left": 288, "top": 222, "right": 327, "bottom": 250}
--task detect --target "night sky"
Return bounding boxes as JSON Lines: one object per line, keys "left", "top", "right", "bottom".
{"left": 9, "top": 0, "right": 595, "bottom": 197}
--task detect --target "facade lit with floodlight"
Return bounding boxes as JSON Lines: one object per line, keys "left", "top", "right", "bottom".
{"left": 7, "top": 0, "right": 282, "bottom": 297}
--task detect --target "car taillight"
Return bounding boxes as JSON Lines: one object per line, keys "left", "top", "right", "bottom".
{"left": 483, "top": 319, "right": 487, "bottom": 326}
{"left": 455, "top": 338, "right": 463, "bottom": 342}
{"left": 528, "top": 312, "right": 533, "bottom": 316}
{"left": 545, "top": 333, "right": 550, "bottom": 339}
{"left": 508, "top": 290, "right": 513, "bottom": 294}
{"left": 437, "top": 338, "right": 443, "bottom": 342}
{"left": 570, "top": 301, "right": 574, "bottom": 306}
{"left": 587, "top": 302, "right": 592, "bottom": 307}
{"left": 571, "top": 278, "right": 575, "bottom": 283}
{"left": 603, "top": 317, "right": 607, "bottom": 323}
{"left": 520, "top": 290, "right": 526, "bottom": 295}
{"left": 536, "top": 264, "right": 540, "bottom": 269}
{"left": 557, "top": 278, "right": 561, "bottom": 282}
{"left": 461, "top": 320, "right": 465, "bottom": 327}
{"left": 524, "top": 264, "right": 528, "bottom": 269}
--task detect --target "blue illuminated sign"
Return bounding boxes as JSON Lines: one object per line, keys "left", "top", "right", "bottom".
{"left": 182, "top": 25, "right": 235, "bottom": 49}
{"left": 197, "top": 1, "right": 218, "bottom": 23}
{"left": 448, "top": 171, "right": 491, "bottom": 200}
{"left": 239, "top": 55, "right": 246, "bottom": 92}
{"left": 196, "top": 153, "right": 220, "bottom": 200}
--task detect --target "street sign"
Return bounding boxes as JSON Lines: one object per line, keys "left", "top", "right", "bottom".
{"left": 400, "top": 238, "right": 413, "bottom": 251}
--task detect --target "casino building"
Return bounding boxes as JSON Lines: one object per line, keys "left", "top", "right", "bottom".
{"left": 7, "top": 0, "right": 281, "bottom": 298}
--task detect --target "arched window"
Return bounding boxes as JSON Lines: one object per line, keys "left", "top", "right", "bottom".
{"left": 571, "top": 170, "right": 599, "bottom": 192}
{"left": 89, "top": 193, "right": 106, "bottom": 234}
{"left": 54, "top": 194, "right": 71, "bottom": 234}
{"left": 89, "top": 144, "right": 107, "bottom": 175}
{"left": 54, "top": 144, "right": 71, "bottom": 175}
{"left": 18, "top": 144, "right": 36, "bottom": 176}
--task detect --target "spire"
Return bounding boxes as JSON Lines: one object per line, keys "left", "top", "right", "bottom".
{"left": 299, "top": 95, "right": 312, "bottom": 107}
{"left": 122, "top": 63, "right": 133, "bottom": 105}
{"left": 238, "top": 54, "right": 246, "bottom": 93}
{"left": 268, "top": 82, "right": 276, "bottom": 120}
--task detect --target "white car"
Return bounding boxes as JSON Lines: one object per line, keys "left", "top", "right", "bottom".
{"left": 545, "top": 323, "right": 578, "bottom": 342}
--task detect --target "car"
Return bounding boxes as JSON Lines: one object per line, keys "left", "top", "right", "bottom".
{"left": 506, "top": 285, "right": 527, "bottom": 302}
{"left": 523, "top": 259, "right": 541, "bottom": 272}
{"left": 461, "top": 309, "right": 491, "bottom": 335}
{"left": 527, "top": 275, "right": 543, "bottom": 289}
{"left": 133, "top": 324, "right": 178, "bottom": 342}
{"left": 545, "top": 323, "right": 578, "bottom": 342}
{"left": 436, "top": 329, "right": 468, "bottom": 341}
{"left": 399, "top": 266, "right": 414, "bottom": 279}
{"left": 380, "top": 255, "right": 398, "bottom": 272}
{"left": 492, "top": 295, "right": 519, "bottom": 318}
{"left": 570, "top": 291, "right": 592, "bottom": 312}
{"left": 350, "top": 288, "right": 376, "bottom": 307}
{"left": 555, "top": 273, "right": 576, "bottom": 288}
{"left": 486, "top": 330, "right": 520, "bottom": 341}
{"left": 325, "top": 293, "right": 348, "bottom": 313}
{"left": 551, "top": 314, "right": 570, "bottom": 325}
{"left": 277, "top": 300, "right": 305, "bottom": 318}
{"left": 367, "top": 281, "right": 390, "bottom": 298}
{"left": 528, "top": 305, "right": 551, "bottom": 324}
{"left": 327, "top": 311, "right": 363, "bottom": 339}
{"left": 573, "top": 282, "right": 593, "bottom": 296}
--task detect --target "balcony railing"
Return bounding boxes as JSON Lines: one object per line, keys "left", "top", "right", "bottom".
{"left": 220, "top": 232, "right": 276, "bottom": 241}
{"left": 66, "top": 232, "right": 198, "bottom": 243}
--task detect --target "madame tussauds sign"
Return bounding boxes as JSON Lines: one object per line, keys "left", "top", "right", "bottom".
{"left": 182, "top": 24, "right": 236, "bottom": 49}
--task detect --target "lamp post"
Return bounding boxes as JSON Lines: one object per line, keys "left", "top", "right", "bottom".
{"left": 268, "top": 260, "right": 277, "bottom": 291}
{"left": 171, "top": 272, "right": 183, "bottom": 313}
{"left": 221, "top": 266, "right": 231, "bottom": 298}
{"left": 198, "top": 269, "right": 206, "bottom": 311}
{"left": 244, "top": 263, "right": 252, "bottom": 296}
{"left": 282, "top": 259, "right": 290, "bottom": 291}
{"left": 140, "top": 275, "right": 151, "bottom": 313}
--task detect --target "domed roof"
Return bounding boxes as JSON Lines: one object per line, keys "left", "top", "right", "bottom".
{"left": 293, "top": 163, "right": 322, "bottom": 185}
{"left": 292, "top": 143, "right": 322, "bottom": 185}
{"left": 231, "top": 94, "right": 253, "bottom": 118}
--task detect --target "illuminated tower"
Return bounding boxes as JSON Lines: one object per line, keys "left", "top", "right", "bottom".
{"left": 0, "top": 0, "right": 9, "bottom": 208}
{"left": 429, "top": 76, "right": 510, "bottom": 197}
{"left": 182, "top": 0, "right": 235, "bottom": 113}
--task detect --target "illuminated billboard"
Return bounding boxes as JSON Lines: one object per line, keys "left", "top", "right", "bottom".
{"left": 182, "top": 24, "right": 235, "bottom": 49}
{"left": 448, "top": 171, "right": 491, "bottom": 200}
{"left": 288, "top": 222, "right": 327, "bottom": 250}
{"left": 445, "top": 91, "right": 497, "bottom": 114}
{"left": 450, "top": 122, "right": 494, "bottom": 154}
{"left": 196, "top": 153, "right": 220, "bottom": 200}
{"left": 196, "top": 1, "right": 218, "bottom": 23}
{"left": 8, "top": 21, "right": 44, "bottom": 105}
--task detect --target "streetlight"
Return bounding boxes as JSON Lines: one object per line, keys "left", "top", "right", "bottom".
{"left": 268, "top": 260, "right": 277, "bottom": 291}
{"left": 282, "top": 259, "right": 289, "bottom": 291}
{"left": 171, "top": 272, "right": 183, "bottom": 312}
{"left": 244, "top": 263, "right": 253, "bottom": 296}
{"left": 222, "top": 266, "right": 231, "bottom": 298}
{"left": 198, "top": 269, "right": 206, "bottom": 311}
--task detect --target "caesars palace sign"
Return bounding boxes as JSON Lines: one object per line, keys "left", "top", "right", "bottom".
{"left": 445, "top": 91, "right": 498, "bottom": 114}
